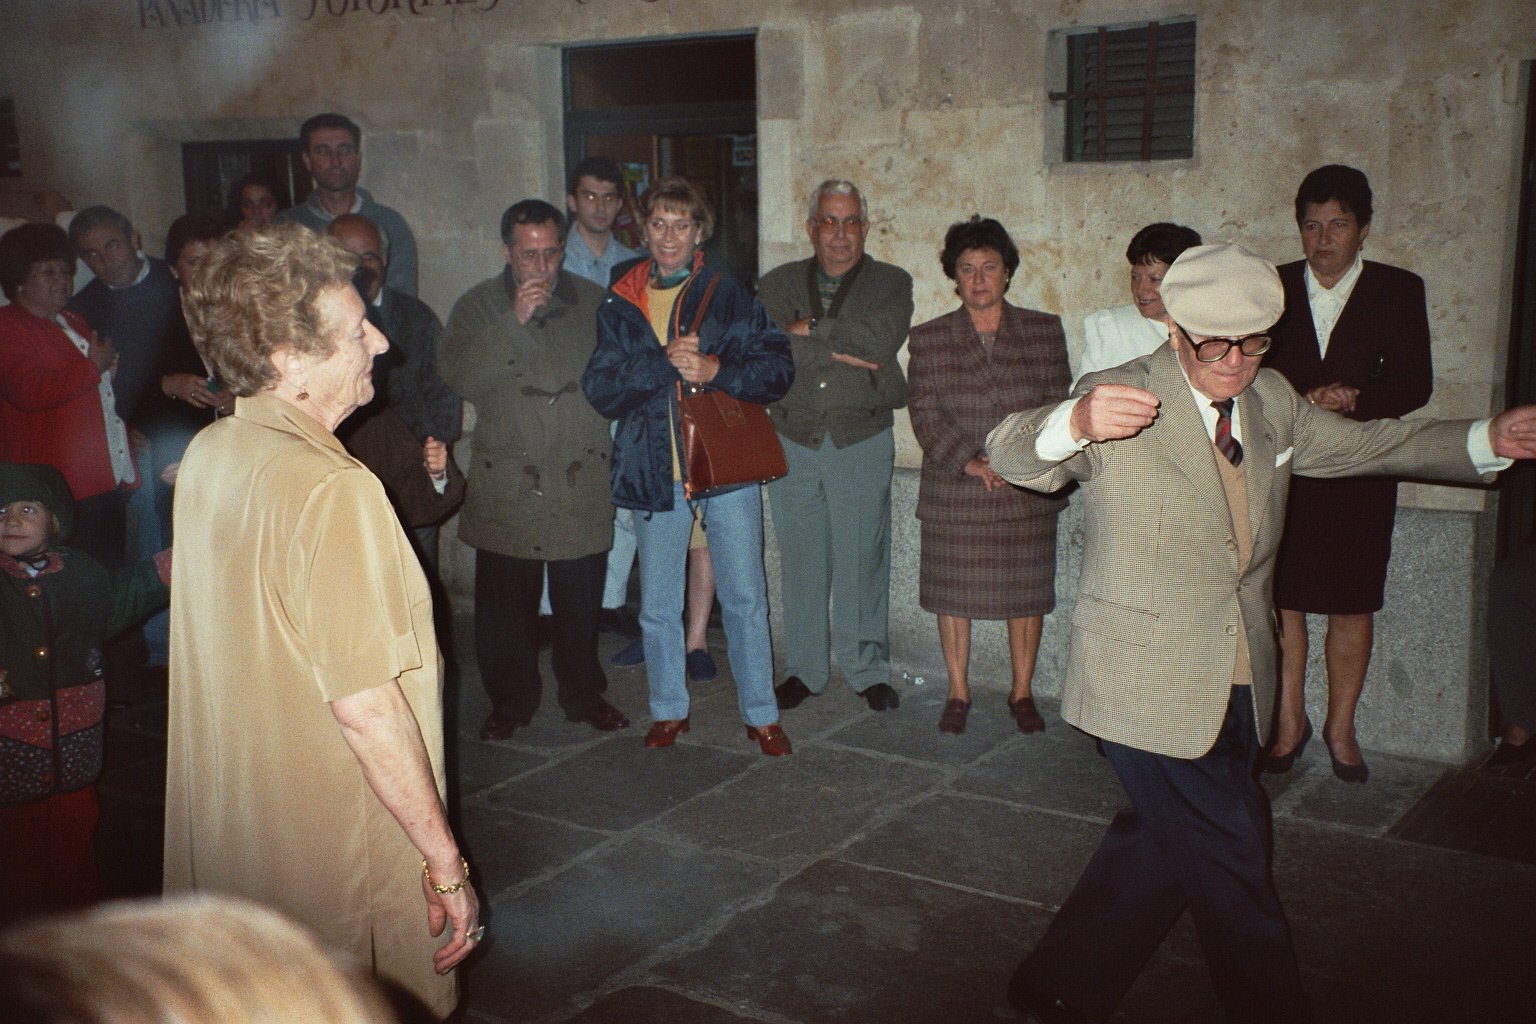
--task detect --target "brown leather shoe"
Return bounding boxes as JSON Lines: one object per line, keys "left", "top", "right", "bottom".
{"left": 572, "top": 700, "right": 630, "bottom": 732}
{"left": 938, "top": 698, "right": 970, "bottom": 734}
{"left": 479, "top": 711, "right": 519, "bottom": 742}
{"left": 644, "top": 717, "right": 690, "bottom": 748}
{"left": 1008, "top": 696, "right": 1045, "bottom": 734}
{"left": 746, "top": 723, "right": 792, "bottom": 756}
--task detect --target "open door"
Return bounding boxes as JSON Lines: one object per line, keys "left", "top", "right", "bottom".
{"left": 564, "top": 35, "right": 758, "bottom": 285}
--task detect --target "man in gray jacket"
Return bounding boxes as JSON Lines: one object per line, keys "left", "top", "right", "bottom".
{"left": 277, "top": 113, "right": 419, "bottom": 297}
{"left": 438, "top": 199, "right": 628, "bottom": 742}
{"left": 758, "top": 180, "right": 914, "bottom": 712}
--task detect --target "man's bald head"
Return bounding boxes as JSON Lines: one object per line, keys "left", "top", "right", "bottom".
{"left": 327, "top": 214, "right": 387, "bottom": 300}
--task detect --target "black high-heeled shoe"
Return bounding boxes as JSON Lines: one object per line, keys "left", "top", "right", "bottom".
{"left": 1325, "top": 733, "right": 1369, "bottom": 783}
{"left": 1260, "top": 720, "right": 1313, "bottom": 774}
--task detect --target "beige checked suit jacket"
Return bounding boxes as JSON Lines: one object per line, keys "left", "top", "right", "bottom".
{"left": 986, "top": 344, "right": 1490, "bottom": 759}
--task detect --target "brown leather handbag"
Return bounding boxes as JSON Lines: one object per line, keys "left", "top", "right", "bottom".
{"left": 673, "top": 275, "right": 788, "bottom": 499}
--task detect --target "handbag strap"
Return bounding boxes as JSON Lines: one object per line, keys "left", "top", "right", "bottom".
{"left": 672, "top": 272, "right": 722, "bottom": 340}
{"left": 674, "top": 272, "right": 722, "bottom": 403}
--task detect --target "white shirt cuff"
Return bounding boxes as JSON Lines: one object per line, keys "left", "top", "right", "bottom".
{"left": 1468, "top": 419, "right": 1513, "bottom": 474}
{"left": 1035, "top": 398, "right": 1091, "bottom": 461}
{"left": 430, "top": 472, "right": 449, "bottom": 495}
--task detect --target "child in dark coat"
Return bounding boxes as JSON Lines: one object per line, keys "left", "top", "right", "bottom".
{"left": 0, "top": 462, "right": 169, "bottom": 923}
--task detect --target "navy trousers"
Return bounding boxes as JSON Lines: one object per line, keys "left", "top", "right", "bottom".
{"left": 1019, "top": 687, "right": 1311, "bottom": 1023}
{"left": 473, "top": 549, "right": 608, "bottom": 722}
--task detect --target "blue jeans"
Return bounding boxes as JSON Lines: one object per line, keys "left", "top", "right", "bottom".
{"left": 633, "top": 483, "right": 777, "bottom": 728}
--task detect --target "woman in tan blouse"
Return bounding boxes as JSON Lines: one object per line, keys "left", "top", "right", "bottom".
{"left": 163, "top": 224, "right": 478, "bottom": 1020}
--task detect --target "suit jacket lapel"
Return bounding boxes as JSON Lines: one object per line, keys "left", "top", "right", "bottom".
{"left": 947, "top": 308, "right": 999, "bottom": 414}
{"left": 1147, "top": 348, "right": 1230, "bottom": 527}
{"left": 1282, "top": 263, "right": 1327, "bottom": 371}
{"left": 1237, "top": 387, "right": 1276, "bottom": 544}
{"left": 1321, "top": 260, "right": 1376, "bottom": 372}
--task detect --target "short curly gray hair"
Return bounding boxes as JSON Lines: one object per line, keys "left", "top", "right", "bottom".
{"left": 181, "top": 223, "right": 359, "bottom": 397}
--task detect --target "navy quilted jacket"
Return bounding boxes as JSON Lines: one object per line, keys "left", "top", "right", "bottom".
{"left": 582, "top": 259, "right": 793, "bottom": 513}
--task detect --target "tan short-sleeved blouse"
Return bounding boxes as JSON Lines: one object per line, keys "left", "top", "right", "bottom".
{"left": 163, "top": 394, "right": 455, "bottom": 1017}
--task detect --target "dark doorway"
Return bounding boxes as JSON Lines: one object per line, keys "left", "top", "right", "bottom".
{"left": 563, "top": 34, "right": 758, "bottom": 284}
{"left": 181, "top": 139, "right": 306, "bottom": 225}
{"left": 1496, "top": 68, "right": 1536, "bottom": 558}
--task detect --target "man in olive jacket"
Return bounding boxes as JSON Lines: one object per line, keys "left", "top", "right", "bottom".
{"left": 757, "top": 179, "right": 913, "bottom": 712}
{"left": 438, "top": 200, "right": 629, "bottom": 742}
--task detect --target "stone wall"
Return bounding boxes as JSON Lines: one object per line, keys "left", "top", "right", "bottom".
{"left": 2, "top": 0, "right": 1531, "bottom": 760}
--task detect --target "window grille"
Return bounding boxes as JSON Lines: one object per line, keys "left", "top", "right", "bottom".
{"left": 1051, "top": 19, "right": 1196, "bottom": 163}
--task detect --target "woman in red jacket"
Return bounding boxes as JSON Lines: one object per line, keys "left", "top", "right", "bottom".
{"left": 0, "top": 223, "right": 137, "bottom": 565}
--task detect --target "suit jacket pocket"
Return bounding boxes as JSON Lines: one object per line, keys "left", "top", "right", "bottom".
{"left": 1074, "top": 591, "right": 1159, "bottom": 648}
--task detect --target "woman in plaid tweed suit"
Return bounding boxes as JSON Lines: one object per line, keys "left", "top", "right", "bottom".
{"left": 907, "top": 217, "right": 1070, "bottom": 735}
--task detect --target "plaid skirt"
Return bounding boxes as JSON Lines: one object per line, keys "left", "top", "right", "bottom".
{"left": 919, "top": 516, "right": 1058, "bottom": 619}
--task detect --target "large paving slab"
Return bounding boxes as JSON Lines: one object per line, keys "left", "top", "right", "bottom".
{"left": 1272, "top": 753, "right": 1449, "bottom": 833}
{"left": 644, "top": 744, "right": 936, "bottom": 864}
{"left": 949, "top": 725, "right": 1125, "bottom": 821}
{"left": 652, "top": 857, "right": 1037, "bottom": 1023}
{"left": 461, "top": 803, "right": 615, "bottom": 901}
{"left": 481, "top": 736, "right": 752, "bottom": 832}
{"left": 824, "top": 696, "right": 1026, "bottom": 767}
{"left": 841, "top": 791, "right": 1107, "bottom": 904}
{"left": 1273, "top": 821, "right": 1536, "bottom": 1021}
{"left": 465, "top": 837, "right": 780, "bottom": 1021}
{"left": 560, "top": 985, "right": 763, "bottom": 1024}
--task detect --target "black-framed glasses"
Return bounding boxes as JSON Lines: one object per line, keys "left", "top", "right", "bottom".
{"left": 1176, "top": 323, "right": 1272, "bottom": 363}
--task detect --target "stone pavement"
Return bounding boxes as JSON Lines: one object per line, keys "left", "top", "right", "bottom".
{"left": 96, "top": 617, "right": 1535, "bottom": 1024}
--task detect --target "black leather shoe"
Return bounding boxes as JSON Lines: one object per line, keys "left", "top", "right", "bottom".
{"left": 479, "top": 712, "right": 519, "bottom": 742}
{"left": 1484, "top": 738, "right": 1536, "bottom": 769}
{"left": 570, "top": 699, "right": 630, "bottom": 732}
{"left": 775, "top": 676, "right": 816, "bottom": 709}
{"left": 862, "top": 682, "right": 900, "bottom": 711}
{"left": 1007, "top": 964, "right": 1091, "bottom": 1024}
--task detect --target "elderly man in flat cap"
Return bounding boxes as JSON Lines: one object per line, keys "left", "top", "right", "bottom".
{"left": 984, "top": 243, "right": 1536, "bottom": 1024}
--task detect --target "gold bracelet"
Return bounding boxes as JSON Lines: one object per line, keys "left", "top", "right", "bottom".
{"left": 422, "top": 857, "right": 471, "bottom": 894}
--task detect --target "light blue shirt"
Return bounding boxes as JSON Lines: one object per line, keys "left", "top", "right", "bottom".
{"left": 563, "top": 228, "right": 638, "bottom": 288}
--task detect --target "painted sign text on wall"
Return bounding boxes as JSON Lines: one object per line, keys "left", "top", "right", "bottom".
{"left": 139, "top": 0, "right": 283, "bottom": 26}
{"left": 138, "top": 0, "right": 501, "bottom": 30}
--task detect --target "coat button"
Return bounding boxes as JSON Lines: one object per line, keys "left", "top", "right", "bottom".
{"left": 33, "top": 645, "right": 49, "bottom": 660}
{"left": 1225, "top": 625, "right": 1238, "bottom": 636}
{"left": 36, "top": 707, "right": 51, "bottom": 722}
{"left": 25, "top": 584, "right": 42, "bottom": 598}
{"left": 1225, "top": 538, "right": 1238, "bottom": 551}
{"left": 41, "top": 771, "right": 55, "bottom": 786}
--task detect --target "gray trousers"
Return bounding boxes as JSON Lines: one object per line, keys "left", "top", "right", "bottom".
{"left": 766, "top": 429, "right": 894, "bottom": 693}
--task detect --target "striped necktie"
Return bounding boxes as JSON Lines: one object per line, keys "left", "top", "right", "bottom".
{"left": 1213, "top": 399, "right": 1243, "bottom": 466}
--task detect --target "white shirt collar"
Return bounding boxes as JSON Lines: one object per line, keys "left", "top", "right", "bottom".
{"left": 1173, "top": 355, "right": 1244, "bottom": 444}
{"left": 1304, "top": 252, "right": 1364, "bottom": 307}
